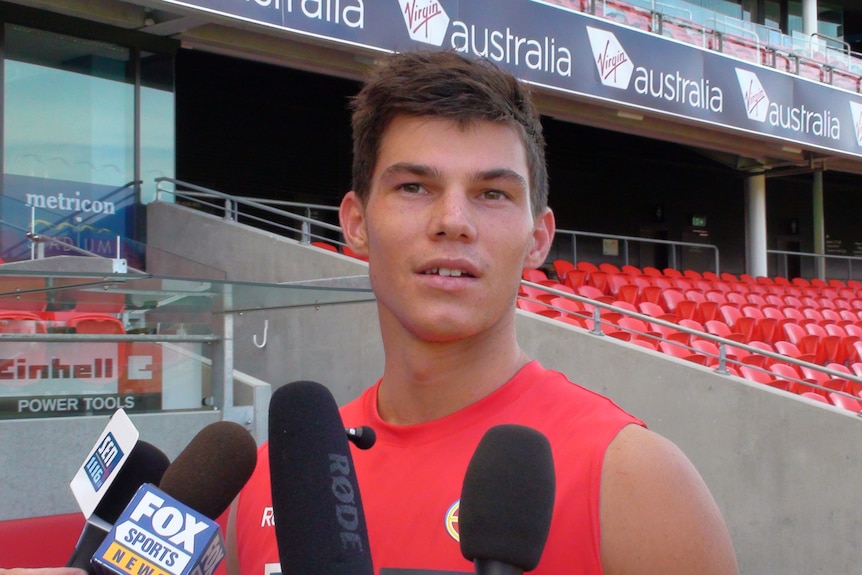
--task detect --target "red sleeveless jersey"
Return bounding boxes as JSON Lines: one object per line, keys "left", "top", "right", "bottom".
{"left": 234, "top": 361, "right": 643, "bottom": 575}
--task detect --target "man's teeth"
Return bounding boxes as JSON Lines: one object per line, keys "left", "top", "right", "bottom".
{"left": 426, "top": 268, "right": 464, "bottom": 277}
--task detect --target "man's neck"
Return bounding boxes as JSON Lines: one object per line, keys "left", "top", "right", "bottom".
{"left": 376, "top": 331, "right": 530, "bottom": 426}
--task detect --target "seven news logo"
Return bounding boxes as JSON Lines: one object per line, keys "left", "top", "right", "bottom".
{"left": 85, "top": 432, "right": 124, "bottom": 491}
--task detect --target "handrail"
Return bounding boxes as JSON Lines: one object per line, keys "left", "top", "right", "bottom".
{"left": 555, "top": 228, "right": 720, "bottom": 273}
{"left": 0, "top": 216, "right": 126, "bottom": 270}
{"left": 768, "top": 249, "right": 862, "bottom": 280}
{"left": 155, "top": 177, "right": 344, "bottom": 246}
{"left": 519, "top": 280, "right": 862, "bottom": 410}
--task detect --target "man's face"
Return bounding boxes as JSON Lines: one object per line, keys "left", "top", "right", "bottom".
{"left": 341, "top": 115, "right": 554, "bottom": 343}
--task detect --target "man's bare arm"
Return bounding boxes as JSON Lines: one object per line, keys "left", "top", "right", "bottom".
{"left": 600, "top": 424, "right": 739, "bottom": 575}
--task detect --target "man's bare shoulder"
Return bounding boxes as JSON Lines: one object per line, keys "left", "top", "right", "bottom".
{"left": 599, "top": 424, "right": 739, "bottom": 575}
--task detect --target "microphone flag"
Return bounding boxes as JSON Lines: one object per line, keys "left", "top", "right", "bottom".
{"left": 91, "top": 484, "right": 225, "bottom": 575}
{"left": 70, "top": 408, "right": 140, "bottom": 520}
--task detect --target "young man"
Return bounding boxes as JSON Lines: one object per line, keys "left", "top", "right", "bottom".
{"left": 229, "top": 51, "right": 739, "bottom": 575}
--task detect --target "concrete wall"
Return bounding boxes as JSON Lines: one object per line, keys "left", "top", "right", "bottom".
{"left": 3, "top": 202, "right": 861, "bottom": 574}
{"left": 516, "top": 314, "right": 862, "bottom": 575}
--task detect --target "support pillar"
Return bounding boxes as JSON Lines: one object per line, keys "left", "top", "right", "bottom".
{"left": 812, "top": 170, "right": 826, "bottom": 280}
{"left": 802, "top": 0, "right": 817, "bottom": 35}
{"left": 745, "top": 173, "right": 768, "bottom": 278}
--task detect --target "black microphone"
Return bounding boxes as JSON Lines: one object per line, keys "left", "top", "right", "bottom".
{"left": 345, "top": 426, "right": 376, "bottom": 450}
{"left": 67, "top": 440, "right": 170, "bottom": 574}
{"left": 460, "top": 424, "right": 556, "bottom": 575}
{"left": 268, "top": 381, "right": 374, "bottom": 575}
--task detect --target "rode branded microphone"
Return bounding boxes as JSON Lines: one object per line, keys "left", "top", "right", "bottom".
{"left": 91, "top": 421, "right": 258, "bottom": 575}
{"left": 67, "top": 441, "right": 171, "bottom": 575}
{"left": 460, "top": 424, "right": 556, "bottom": 575}
{"left": 268, "top": 381, "right": 373, "bottom": 575}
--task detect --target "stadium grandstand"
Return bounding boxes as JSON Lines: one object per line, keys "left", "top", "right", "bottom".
{"left": 3, "top": 1, "right": 862, "bottom": 573}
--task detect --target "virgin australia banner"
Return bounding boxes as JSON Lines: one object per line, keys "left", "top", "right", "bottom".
{"left": 156, "top": 0, "right": 862, "bottom": 159}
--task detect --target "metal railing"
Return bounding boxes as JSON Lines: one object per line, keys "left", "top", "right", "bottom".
{"left": 555, "top": 228, "right": 720, "bottom": 273}
{"left": 155, "top": 178, "right": 344, "bottom": 247}
{"left": 519, "top": 280, "right": 862, "bottom": 413}
{"left": 768, "top": 249, "right": 862, "bottom": 281}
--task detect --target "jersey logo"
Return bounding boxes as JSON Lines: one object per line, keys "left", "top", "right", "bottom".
{"left": 444, "top": 500, "right": 460, "bottom": 542}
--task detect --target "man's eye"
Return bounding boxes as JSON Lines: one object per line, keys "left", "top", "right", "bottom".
{"left": 399, "top": 183, "right": 424, "bottom": 194}
{"left": 482, "top": 189, "right": 507, "bottom": 200}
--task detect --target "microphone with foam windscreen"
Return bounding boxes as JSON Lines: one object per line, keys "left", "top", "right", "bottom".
{"left": 460, "top": 424, "right": 556, "bottom": 575}
{"left": 345, "top": 425, "right": 376, "bottom": 450}
{"left": 67, "top": 440, "right": 170, "bottom": 575}
{"left": 90, "top": 421, "right": 258, "bottom": 575}
{"left": 268, "top": 381, "right": 374, "bottom": 575}
{"left": 158, "top": 420, "right": 259, "bottom": 519}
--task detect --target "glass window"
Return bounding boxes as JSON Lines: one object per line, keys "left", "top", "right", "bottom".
{"left": 2, "top": 25, "right": 175, "bottom": 266}
{"left": 3, "top": 25, "right": 135, "bottom": 261}
{"left": 140, "top": 51, "right": 175, "bottom": 206}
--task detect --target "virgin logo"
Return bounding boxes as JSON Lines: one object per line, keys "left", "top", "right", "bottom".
{"left": 850, "top": 101, "right": 862, "bottom": 146}
{"left": 586, "top": 27, "right": 633, "bottom": 90}
{"left": 734, "top": 68, "right": 769, "bottom": 122}
{"left": 398, "top": 0, "right": 449, "bottom": 46}
{"left": 597, "top": 41, "right": 629, "bottom": 83}
{"left": 744, "top": 81, "right": 767, "bottom": 115}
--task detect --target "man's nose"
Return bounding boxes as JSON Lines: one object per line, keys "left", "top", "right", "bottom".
{"left": 428, "top": 190, "right": 477, "bottom": 241}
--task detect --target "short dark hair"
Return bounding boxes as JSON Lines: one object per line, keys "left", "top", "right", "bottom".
{"left": 350, "top": 50, "right": 548, "bottom": 217}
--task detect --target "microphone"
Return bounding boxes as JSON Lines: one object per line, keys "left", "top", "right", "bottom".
{"left": 91, "top": 421, "right": 258, "bottom": 575}
{"left": 67, "top": 441, "right": 170, "bottom": 575}
{"left": 345, "top": 426, "right": 376, "bottom": 450}
{"left": 158, "top": 420, "right": 259, "bottom": 519}
{"left": 459, "top": 424, "right": 556, "bottom": 575}
{"left": 268, "top": 381, "right": 373, "bottom": 575}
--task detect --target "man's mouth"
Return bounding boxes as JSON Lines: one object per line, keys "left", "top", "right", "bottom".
{"left": 422, "top": 268, "right": 475, "bottom": 278}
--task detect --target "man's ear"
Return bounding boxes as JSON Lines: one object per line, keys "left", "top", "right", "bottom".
{"left": 339, "top": 191, "right": 369, "bottom": 257}
{"left": 524, "top": 208, "right": 555, "bottom": 270}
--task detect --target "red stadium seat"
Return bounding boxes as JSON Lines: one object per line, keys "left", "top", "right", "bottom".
{"left": 311, "top": 241, "right": 338, "bottom": 252}
{"left": 828, "top": 392, "right": 862, "bottom": 413}
{"left": 0, "top": 311, "right": 48, "bottom": 334}
{"left": 0, "top": 513, "right": 85, "bottom": 567}
{"left": 552, "top": 259, "right": 575, "bottom": 281}
{"left": 660, "top": 289, "right": 686, "bottom": 313}
{"left": 523, "top": 268, "right": 549, "bottom": 282}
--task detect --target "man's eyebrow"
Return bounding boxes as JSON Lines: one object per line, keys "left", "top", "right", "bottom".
{"left": 472, "top": 168, "right": 528, "bottom": 191}
{"left": 380, "top": 163, "right": 528, "bottom": 191}
{"left": 379, "top": 162, "right": 440, "bottom": 180}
